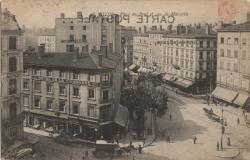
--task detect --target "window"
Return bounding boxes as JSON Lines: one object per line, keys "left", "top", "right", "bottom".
{"left": 9, "top": 36, "right": 17, "bottom": 50}
{"left": 23, "top": 80, "right": 29, "bottom": 90}
{"left": 89, "top": 74, "right": 95, "bottom": 82}
{"left": 73, "top": 103, "right": 79, "bottom": 114}
{"left": 9, "top": 103, "right": 17, "bottom": 119}
{"left": 59, "top": 71, "right": 65, "bottom": 78}
{"left": 242, "top": 38, "right": 246, "bottom": 45}
{"left": 214, "top": 41, "right": 217, "bottom": 47}
{"left": 199, "top": 41, "right": 203, "bottom": 48}
{"left": 220, "top": 49, "right": 224, "bottom": 57}
{"left": 34, "top": 80, "right": 41, "bottom": 92}
{"left": 242, "top": 51, "right": 246, "bottom": 60}
{"left": 227, "top": 49, "right": 231, "bottom": 57}
{"left": 227, "top": 63, "right": 230, "bottom": 71}
{"left": 82, "top": 34, "right": 86, "bottom": 41}
{"left": 59, "top": 85, "right": 66, "bottom": 95}
{"left": 83, "top": 26, "right": 86, "bottom": 30}
{"left": 234, "top": 64, "right": 238, "bottom": 72}
{"left": 47, "top": 100, "right": 53, "bottom": 110}
{"left": 227, "top": 37, "right": 231, "bottom": 44}
{"left": 102, "top": 90, "right": 109, "bottom": 103}
{"left": 102, "top": 74, "right": 109, "bottom": 82}
{"left": 59, "top": 101, "right": 65, "bottom": 112}
{"left": 23, "top": 96, "right": 29, "bottom": 106}
{"left": 199, "top": 51, "right": 203, "bottom": 59}
{"left": 34, "top": 96, "right": 41, "bottom": 108}
{"left": 9, "top": 127, "right": 17, "bottom": 137}
{"left": 23, "top": 68, "right": 29, "bottom": 75}
{"left": 87, "top": 105, "right": 95, "bottom": 117}
{"left": 47, "top": 84, "right": 53, "bottom": 93}
{"left": 234, "top": 50, "right": 238, "bottom": 58}
{"left": 207, "top": 41, "right": 210, "bottom": 48}
{"left": 234, "top": 38, "right": 238, "bottom": 45}
{"left": 9, "top": 79, "right": 17, "bottom": 95}
{"left": 46, "top": 70, "right": 52, "bottom": 77}
{"left": 73, "top": 72, "right": 79, "bottom": 79}
{"left": 69, "top": 34, "right": 74, "bottom": 41}
{"left": 88, "top": 88, "right": 95, "bottom": 99}
{"left": 73, "top": 87, "right": 79, "bottom": 97}
{"left": 9, "top": 57, "right": 17, "bottom": 72}
{"left": 34, "top": 69, "right": 40, "bottom": 76}
{"left": 70, "top": 26, "right": 74, "bottom": 30}
{"left": 220, "top": 37, "right": 224, "bottom": 44}
{"left": 220, "top": 61, "right": 224, "bottom": 70}
{"left": 66, "top": 44, "right": 74, "bottom": 52}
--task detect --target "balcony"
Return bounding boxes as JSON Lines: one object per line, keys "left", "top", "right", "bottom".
{"left": 1, "top": 112, "right": 25, "bottom": 128}
{"left": 61, "top": 39, "right": 87, "bottom": 43}
{"left": 101, "top": 81, "right": 111, "bottom": 87}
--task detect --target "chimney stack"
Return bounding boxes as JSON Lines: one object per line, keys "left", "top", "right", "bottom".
{"left": 60, "top": 13, "right": 65, "bottom": 18}
{"left": 100, "top": 45, "right": 108, "bottom": 57}
{"left": 77, "top": 11, "right": 82, "bottom": 18}
{"left": 160, "top": 25, "right": 163, "bottom": 31}
{"left": 143, "top": 25, "right": 147, "bottom": 33}
{"left": 205, "top": 25, "right": 211, "bottom": 35}
{"left": 98, "top": 54, "right": 103, "bottom": 67}
{"left": 138, "top": 27, "right": 142, "bottom": 33}
{"left": 247, "top": 11, "right": 250, "bottom": 22}
{"left": 38, "top": 44, "right": 45, "bottom": 58}
{"left": 176, "top": 24, "right": 181, "bottom": 35}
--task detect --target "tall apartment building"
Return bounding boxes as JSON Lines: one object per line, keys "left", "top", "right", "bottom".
{"left": 213, "top": 14, "right": 250, "bottom": 110}
{"left": 22, "top": 46, "right": 124, "bottom": 139}
{"left": 1, "top": 8, "right": 24, "bottom": 147}
{"left": 121, "top": 26, "right": 137, "bottom": 66}
{"left": 55, "top": 12, "right": 122, "bottom": 55}
{"left": 38, "top": 28, "right": 56, "bottom": 52}
{"left": 133, "top": 25, "right": 217, "bottom": 94}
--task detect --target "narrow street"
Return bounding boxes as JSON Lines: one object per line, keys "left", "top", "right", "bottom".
{"left": 144, "top": 84, "right": 250, "bottom": 160}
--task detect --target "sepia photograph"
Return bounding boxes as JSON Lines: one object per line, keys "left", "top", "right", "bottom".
{"left": 0, "top": 0, "right": 250, "bottom": 159}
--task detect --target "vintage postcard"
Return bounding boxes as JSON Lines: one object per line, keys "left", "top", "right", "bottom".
{"left": 1, "top": 0, "right": 250, "bottom": 160}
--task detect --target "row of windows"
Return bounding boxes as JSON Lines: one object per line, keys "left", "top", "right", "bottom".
{"left": 219, "top": 62, "right": 249, "bottom": 74}
{"left": 66, "top": 25, "right": 86, "bottom": 30}
{"left": 24, "top": 69, "right": 110, "bottom": 82}
{"left": 220, "top": 37, "right": 247, "bottom": 45}
{"left": 28, "top": 96, "right": 96, "bottom": 117}
{"left": 219, "top": 49, "right": 248, "bottom": 59}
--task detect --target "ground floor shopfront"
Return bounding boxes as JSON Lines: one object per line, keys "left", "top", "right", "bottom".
{"left": 24, "top": 112, "right": 121, "bottom": 141}
{"left": 212, "top": 86, "right": 250, "bottom": 111}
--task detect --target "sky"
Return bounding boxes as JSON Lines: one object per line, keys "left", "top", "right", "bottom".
{"left": 2, "top": 0, "right": 250, "bottom": 28}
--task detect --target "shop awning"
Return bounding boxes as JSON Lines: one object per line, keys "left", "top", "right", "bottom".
{"left": 212, "top": 87, "right": 238, "bottom": 103}
{"left": 233, "top": 93, "right": 249, "bottom": 106}
{"left": 174, "top": 78, "right": 194, "bottom": 89}
{"left": 114, "top": 104, "right": 129, "bottom": 128}
{"left": 128, "top": 64, "right": 137, "bottom": 70}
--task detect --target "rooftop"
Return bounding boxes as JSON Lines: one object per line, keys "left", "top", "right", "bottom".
{"left": 218, "top": 21, "right": 250, "bottom": 32}
{"left": 23, "top": 50, "right": 122, "bottom": 71}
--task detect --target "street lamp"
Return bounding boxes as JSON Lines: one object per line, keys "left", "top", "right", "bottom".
{"left": 220, "top": 104, "right": 224, "bottom": 150}
{"left": 94, "top": 128, "right": 98, "bottom": 140}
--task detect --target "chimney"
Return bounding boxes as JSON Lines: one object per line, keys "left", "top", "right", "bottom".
{"left": 205, "top": 25, "right": 211, "bottom": 35}
{"left": 247, "top": 11, "right": 250, "bottom": 22}
{"left": 98, "top": 54, "right": 103, "bottom": 67}
{"left": 100, "top": 45, "right": 108, "bottom": 57}
{"left": 37, "top": 44, "right": 45, "bottom": 58}
{"left": 77, "top": 11, "right": 82, "bottom": 18}
{"left": 60, "top": 13, "right": 65, "bottom": 18}
{"left": 167, "top": 25, "right": 172, "bottom": 31}
{"left": 160, "top": 25, "right": 163, "bottom": 31}
{"left": 138, "top": 27, "right": 142, "bottom": 33}
{"left": 181, "top": 25, "right": 186, "bottom": 34}
{"left": 176, "top": 24, "right": 181, "bottom": 35}
{"left": 143, "top": 25, "right": 147, "bottom": 33}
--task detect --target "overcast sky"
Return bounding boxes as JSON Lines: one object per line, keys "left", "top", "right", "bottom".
{"left": 2, "top": 0, "right": 250, "bottom": 28}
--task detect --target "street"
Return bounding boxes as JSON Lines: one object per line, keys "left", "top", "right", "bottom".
{"left": 143, "top": 84, "right": 250, "bottom": 160}
{"left": 22, "top": 84, "right": 250, "bottom": 160}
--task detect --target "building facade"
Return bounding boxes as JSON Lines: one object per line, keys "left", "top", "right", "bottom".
{"left": 38, "top": 28, "right": 56, "bottom": 52}
{"left": 55, "top": 12, "right": 122, "bottom": 55}
{"left": 22, "top": 46, "right": 123, "bottom": 139}
{"left": 1, "top": 8, "right": 24, "bottom": 147}
{"left": 213, "top": 17, "right": 250, "bottom": 110}
{"left": 133, "top": 25, "right": 217, "bottom": 94}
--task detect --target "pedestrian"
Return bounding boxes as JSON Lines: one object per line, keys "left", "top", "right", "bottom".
{"left": 82, "top": 155, "right": 85, "bottom": 160}
{"left": 193, "top": 136, "right": 197, "bottom": 144}
{"left": 85, "top": 151, "right": 88, "bottom": 159}
{"left": 245, "top": 115, "right": 248, "bottom": 120}
{"left": 138, "top": 145, "right": 142, "bottom": 154}
{"left": 237, "top": 117, "right": 240, "bottom": 125}
{"left": 227, "top": 137, "right": 231, "bottom": 146}
{"left": 222, "top": 126, "right": 225, "bottom": 134}
{"left": 224, "top": 121, "right": 227, "bottom": 126}
{"left": 242, "top": 110, "right": 246, "bottom": 116}
{"left": 169, "top": 113, "right": 172, "bottom": 121}
{"left": 216, "top": 142, "right": 220, "bottom": 150}
{"left": 133, "top": 132, "right": 136, "bottom": 140}
{"left": 166, "top": 135, "right": 170, "bottom": 143}
{"left": 143, "top": 137, "right": 146, "bottom": 146}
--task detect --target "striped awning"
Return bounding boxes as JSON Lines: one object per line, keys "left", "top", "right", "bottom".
{"left": 233, "top": 93, "right": 249, "bottom": 107}
{"left": 212, "top": 87, "right": 238, "bottom": 103}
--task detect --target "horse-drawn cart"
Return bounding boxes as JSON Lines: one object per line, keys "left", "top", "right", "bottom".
{"left": 92, "top": 140, "right": 123, "bottom": 158}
